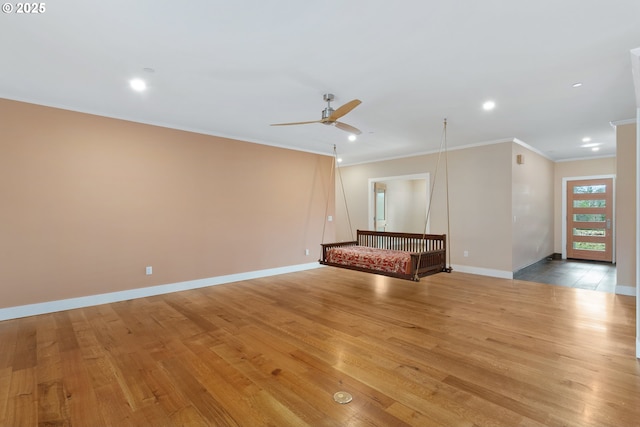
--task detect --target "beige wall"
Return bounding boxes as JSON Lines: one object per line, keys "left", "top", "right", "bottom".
{"left": 616, "top": 123, "right": 637, "bottom": 288}
{"left": 449, "top": 143, "right": 514, "bottom": 272}
{"left": 511, "top": 145, "right": 555, "bottom": 271}
{"left": 0, "top": 99, "right": 334, "bottom": 309}
{"left": 552, "top": 157, "right": 616, "bottom": 254}
{"left": 370, "top": 178, "right": 427, "bottom": 233}
{"left": 334, "top": 159, "right": 442, "bottom": 241}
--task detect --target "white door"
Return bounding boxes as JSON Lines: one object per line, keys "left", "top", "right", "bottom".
{"left": 374, "top": 182, "right": 386, "bottom": 232}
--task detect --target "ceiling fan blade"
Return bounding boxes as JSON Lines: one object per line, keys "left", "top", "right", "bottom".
{"left": 270, "top": 120, "right": 322, "bottom": 126}
{"left": 328, "top": 99, "right": 361, "bottom": 121}
{"left": 334, "top": 121, "right": 362, "bottom": 135}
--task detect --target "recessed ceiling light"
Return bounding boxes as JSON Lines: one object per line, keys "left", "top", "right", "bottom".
{"left": 581, "top": 142, "right": 600, "bottom": 148}
{"left": 337, "top": 158, "right": 343, "bottom": 163}
{"left": 582, "top": 137, "right": 591, "bottom": 142}
{"left": 592, "top": 147, "right": 600, "bottom": 152}
{"left": 482, "top": 100, "right": 496, "bottom": 111}
{"left": 572, "top": 82, "right": 583, "bottom": 88}
{"left": 129, "top": 78, "right": 147, "bottom": 92}
{"left": 348, "top": 134, "right": 357, "bottom": 142}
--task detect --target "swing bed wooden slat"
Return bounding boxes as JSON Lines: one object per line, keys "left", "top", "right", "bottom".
{"left": 320, "top": 230, "right": 449, "bottom": 281}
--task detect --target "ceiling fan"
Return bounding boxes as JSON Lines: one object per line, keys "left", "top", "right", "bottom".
{"left": 271, "top": 93, "right": 362, "bottom": 135}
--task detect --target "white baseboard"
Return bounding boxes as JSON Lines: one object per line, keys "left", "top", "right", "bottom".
{"left": 0, "top": 262, "right": 322, "bottom": 322}
{"left": 615, "top": 285, "right": 637, "bottom": 296}
{"left": 450, "top": 264, "right": 513, "bottom": 279}
{"left": 637, "top": 338, "right": 640, "bottom": 360}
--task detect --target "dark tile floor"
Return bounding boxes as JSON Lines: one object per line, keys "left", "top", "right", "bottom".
{"left": 514, "top": 258, "right": 617, "bottom": 293}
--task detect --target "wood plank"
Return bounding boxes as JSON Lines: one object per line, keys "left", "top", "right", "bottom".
{"left": 37, "top": 380, "right": 70, "bottom": 427}
{"left": 12, "top": 319, "right": 37, "bottom": 371}
{"left": 4, "top": 368, "right": 36, "bottom": 427}
{"left": 35, "top": 314, "right": 62, "bottom": 385}
{"left": 0, "top": 320, "right": 18, "bottom": 371}
{"left": 159, "top": 357, "right": 241, "bottom": 426}
{"left": 58, "top": 348, "right": 106, "bottom": 427}
{"left": 0, "top": 367, "right": 13, "bottom": 425}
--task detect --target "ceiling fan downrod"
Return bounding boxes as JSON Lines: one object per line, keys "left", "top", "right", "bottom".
{"left": 322, "top": 93, "right": 335, "bottom": 121}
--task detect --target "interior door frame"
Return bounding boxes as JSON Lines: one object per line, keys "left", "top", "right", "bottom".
{"left": 561, "top": 174, "right": 616, "bottom": 261}
{"left": 374, "top": 182, "right": 387, "bottom": 231}
{"left": 368, "top": 173, "right": 430, "bottom": 232}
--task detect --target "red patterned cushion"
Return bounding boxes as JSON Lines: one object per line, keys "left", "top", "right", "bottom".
{"left": 326, "top": 246, "right": 412, "bottom": 275}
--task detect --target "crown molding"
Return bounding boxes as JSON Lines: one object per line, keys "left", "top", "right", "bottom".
{"left": 610, "top": 118, "right": 637, "bottom": 127}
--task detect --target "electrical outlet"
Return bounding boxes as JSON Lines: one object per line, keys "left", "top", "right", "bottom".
{"left": 463, "top": 251, "right": 469, "bottom": 257}
{"left": 145, "top": 266, "right": 153, "bottom": 275}
{"left": 305, "top": 249, "right": 310, "bottom": 256}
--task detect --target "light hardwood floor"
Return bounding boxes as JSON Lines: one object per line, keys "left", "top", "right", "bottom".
{"left": 0, "top": 267, "right": 638, "bottom": 426}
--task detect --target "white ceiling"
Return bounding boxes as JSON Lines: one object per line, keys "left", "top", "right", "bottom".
{"left": 1, "top": 1, "right": 639, "bottom": 165}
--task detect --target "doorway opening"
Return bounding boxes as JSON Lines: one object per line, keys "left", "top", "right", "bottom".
{"left": 368, "top": 173, "right": 430, "bottom": 233}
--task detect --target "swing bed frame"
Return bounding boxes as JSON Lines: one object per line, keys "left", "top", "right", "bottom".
{"left": 320, "top": 230, "right": 450, "bottom": 281}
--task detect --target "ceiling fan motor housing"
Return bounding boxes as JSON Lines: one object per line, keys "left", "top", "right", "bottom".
{"left": 322, "top": 93, "right": 335, "bottom": 121}
{"left": 322, "top": 107, "right": 335, "bottom": 120}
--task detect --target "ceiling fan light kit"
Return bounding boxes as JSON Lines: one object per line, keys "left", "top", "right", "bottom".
{"left": 271, "top": 93, "right": 362, "bottom": 135}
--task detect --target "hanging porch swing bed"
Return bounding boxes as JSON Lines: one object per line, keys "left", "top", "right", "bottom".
{"left": 320, "top": 230, "right": 448, "bottom": 281}
{"left": 318, "top": 119, "right": 453, "bottom": 281}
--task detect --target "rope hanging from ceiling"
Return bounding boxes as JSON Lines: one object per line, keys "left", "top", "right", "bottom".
{"left": 414, "top": 118, "right": 453, "bottom": 280}
{"left": 320, "top": 144, "right": 353, "bottom": 252}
